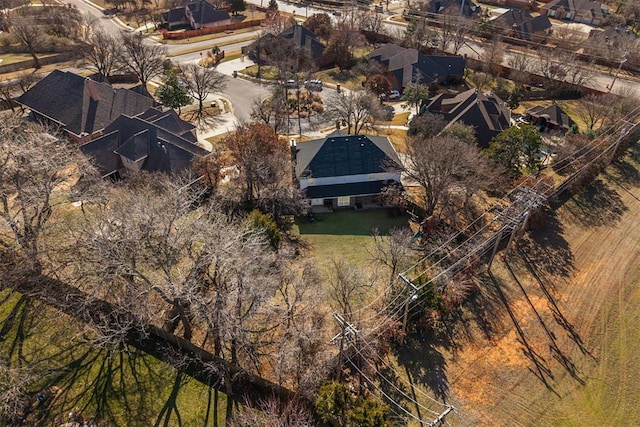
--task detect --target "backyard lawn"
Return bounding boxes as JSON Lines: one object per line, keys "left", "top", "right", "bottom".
{"left": 295, "top": 208, "right": 411, "bottom": 271}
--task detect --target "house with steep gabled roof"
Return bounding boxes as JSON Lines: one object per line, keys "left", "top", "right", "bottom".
{"left": 79, "top": 109, "right": 209, "bottom": 178}
{"left": 540, "top": 0, "right": 608, "bottom": 26}
{"left": 367, "top": 44, "right": 465, "bottom": 91}
{"left": 17, "top": 70, "right": 155, "bottom": 143}
{"left": 491, "top": 8, "right": 552, "bottom": 41}
{"left": 162, "top": 0, "right": 231, "bottom": 30}
{"left": 414, "top": 0, "right": 482, "bottom": 18}
{"left": 243, "top": 23, "right": 327, "bottom": 67}
{"left": 425, "top": 88, "right": 511, "bottom": 147}
{"left": 525, "top": 103, "right": 576, "bottom": 132}
{"left": 293, "top": 131, "right": 401, "bottom": 209}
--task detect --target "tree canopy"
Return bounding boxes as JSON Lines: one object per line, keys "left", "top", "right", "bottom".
{"left": 485, "top": 125, "right": 543, "bottom": 175}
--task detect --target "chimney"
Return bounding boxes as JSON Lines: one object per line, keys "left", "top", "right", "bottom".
{"left": 86, "top": 78, "right": 100, "bottom": 101}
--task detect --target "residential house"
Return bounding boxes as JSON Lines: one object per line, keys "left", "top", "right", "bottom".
{"left": 243, "top": 24, "right": 327, "bottom": 68}
{"left": 425, "top": 88, "right": 511, "bottom": 147}
{"left": 162, "top": 0, "right": 231, "bottom": 31}
{"left": 367, "top": 44, "right": 465, "bottom": 91}
{"left": 490, "top": 8, "right": 552, "bottom": 41}
{"left": 524, "top": 102, "right": 576, "bottom": 132}
{"left": 17, "top": 70, "right": 155, "bottom": 144}
{"left": 586, "top": 25, "right": 639, "bottom": 69}
{"left": 79, "top": 108, "right": 209, "bottom": 178}
{"left": 413, "top": 0, "right": 482, "bottom": 18}
{"left": 540, "top": 0, "right": 608, "bottom": 26}
{"left": 293, "top": 131, "right": 402, "bottom": 209}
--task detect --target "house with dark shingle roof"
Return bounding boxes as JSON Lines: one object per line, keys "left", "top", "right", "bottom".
{"left": 17, "top": 70, "right": 155, "bottom": 143}
{"left": 525, "top": 103, "right": 576, "bottom": 132}
{"left": 367, "top": 44, "right": 465, "bottom": 91}
{"left": 162, "top": 0, "right": 231, "bottom": 31}
{"left": 414, "top": 0, "right": 482, "bottom": 18}
{"left": 243, "top": 23, "right": 327, "bottom": 67}
{"left": 491, "top": 8, "right": 552, "bottom": 41}
{"left": 293, "top": 131, "right": 401, "bottom": 209}
{"left": 425, "top": 88, "right": 511, "bottom": 148}
{"left": 540, "top": 0, "right": 608, "bottom": 26}
{"left": 79, "top": 108, "right": 209, "bottom": 178}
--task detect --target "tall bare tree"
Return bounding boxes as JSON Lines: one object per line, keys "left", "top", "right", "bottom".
{"left": 179, "top": 63, "right": 227, "bottom": 123}
{"left": 7, "top": 15, "right": 46, "bottom": 69}
{"left": 402, "top": 135, "right": 488, "bottom": 218}
{"left": 86, "top": 30, "right": 122, "bottom": 78}
{"left": 326, "top": 89, "right": 384, "bottom": 135}
{"left": 118, "top": 32, "right": 167, "bottom": 85}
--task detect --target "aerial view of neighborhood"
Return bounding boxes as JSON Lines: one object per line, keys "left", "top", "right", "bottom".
{"left": 1, "top": 0, "right": 639, "bottom": 424}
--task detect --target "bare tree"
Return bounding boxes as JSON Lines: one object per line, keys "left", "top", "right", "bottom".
{"left": 402, "top": 135, "right": 489, "bottom": 218}
{"left": 7, "top": 15, "right": 47, "bottom": 69}
{"left": 86, "top": 30, "right": 122, "bottom": 78}
{"left": 367, "top": 227, "right": 416, "bottom": 286}
{"left": 0, "top": 359, "right": 39, "bottom": 425}
{"left": 179, "top": 63, "right": 227, "bottom": 123}
{"left": 118, "top": 31, "right": 167, "bottom": 85}
{"left": 328, "top": 259, "right": 374, "bottom": 323}
{"left": 577, "top": 93, "right": 610, "bottom": 131}
{"left": 480, "top": 35, "right": 504, "bottom": 77}
{"left": 0, "top": 119, "right": 99, "bottom": 267}
{"left": 326, "top": 90, "right": 384, "bottom": 134}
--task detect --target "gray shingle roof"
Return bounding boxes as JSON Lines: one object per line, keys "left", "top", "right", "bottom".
{"left": 80, "top": 114, "right": 209, "bottom": 176}
{"left": 295, "top": 131, "right": 400, "bottom": 179}
{"left": 17, "top": 70, "right": 154, "bottom": 137}
{"left": 426, "top": 88, "right": 511, "bottom": 148}
{"left": 492, "top": 8, "right": 552, "bottom": 40}
{"left": 525, "top": 103, "right": 575, "bottom": 130}
{"left": 367, "top": 44, "right": 465, "bottom": 89}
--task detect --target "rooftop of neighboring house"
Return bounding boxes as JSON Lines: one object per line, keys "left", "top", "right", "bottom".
{"left": 542, "top": 0, "right": 608, "bottom": 19}
{"left": 426, "top": 88, "right": 511, "bottom": 147}
{"left": 416, "top": 0, "right": 482, "bottom": 18}
{"left": 80, "top": 112, "right": 209, "bottom": 177}
{"left": 17, "top": 70, "right": 155, "bottom": 138}
{"left": 491, "top": 8, "right": 552, "bottom": 40}
{"left": 162, "top": 0, "right": 230, "bottom": 26}
{"left": 246, "top": 23, "right": 326, "bottom": 63}
{"left": 294, "top": 130, "right": 401, "bottom": 180}
{"left": 525, "top": 102, "right": 576, "bottom": 130}
{"left": 367, "top": 44, "right": 466, "bottom": 88}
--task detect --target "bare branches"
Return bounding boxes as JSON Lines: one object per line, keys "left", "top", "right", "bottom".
{"left": 179, "top": 63, "right": 227, "bottom": 123}
{"left": 86, "top": 30, "right": 122, "bottom": 78}
{"left": 118, "top": 32, "right": 167, "bottom": 85}
{"left": 325, "top": 90, "right": 384, "bottom": 135}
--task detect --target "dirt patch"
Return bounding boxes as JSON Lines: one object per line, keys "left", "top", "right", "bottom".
{"left": 441, "top": 147, "right": 640, "bottom": 425}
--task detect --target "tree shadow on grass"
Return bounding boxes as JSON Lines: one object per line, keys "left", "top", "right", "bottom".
{"left": 504, "top": 258, "right": 586, "bottom": 386}
{"left": 561, "top": 178, "right": 628, "bottom": 228}
{"left": 519, "top": 208, "right": 574, "bottom": 279}
{"left": 395, "top": 329, "right": 450, "bottom": 403}
{"left": 487, "top": 271, "right": 560, "bottom": 396}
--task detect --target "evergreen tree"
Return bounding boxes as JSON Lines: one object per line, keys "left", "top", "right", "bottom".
{"left": 155, "top": 70, "right": 192, "bottom": 114}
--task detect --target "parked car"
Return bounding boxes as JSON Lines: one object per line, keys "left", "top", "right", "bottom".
{"left": 388, "top": 89, "right": 401, "bottom": 100}
{"left": 304, "top": 79, "right": 323, "bottom": 91}
{"left": 282, "top": 79, "right": 298, "bottom": 89}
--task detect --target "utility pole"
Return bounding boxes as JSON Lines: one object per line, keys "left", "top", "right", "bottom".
{"left": 607, "top": 53, "right": 628, "bottom": 94}
{"left": 399, "top": 273, "right": 419, "bottom": 344}
{"left": 332, "top": 312, "right": 358, "bottom": 383}
{"left": 429, "top": 405, "right": 455, "bottom": 426}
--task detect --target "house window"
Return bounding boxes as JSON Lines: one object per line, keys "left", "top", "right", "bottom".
{"left": 337, "top": 196, "right": 350, "bottom": 207}
{"left": 307, "top": 178, "right": 314, "bottom": 185}
{"left": 311, "top": 198, "right": 324, "bottom": 206}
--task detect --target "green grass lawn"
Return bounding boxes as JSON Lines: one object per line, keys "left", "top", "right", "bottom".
{"left": 295, "top": 209, "right": 411, "bottom": 271}
{"left": 0, "top": 291, "right": 227, "bottom": 425}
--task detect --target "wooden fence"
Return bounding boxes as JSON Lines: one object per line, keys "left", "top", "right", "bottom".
{"left": 161, "top": 19, "right": 263, "bottom": 40}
